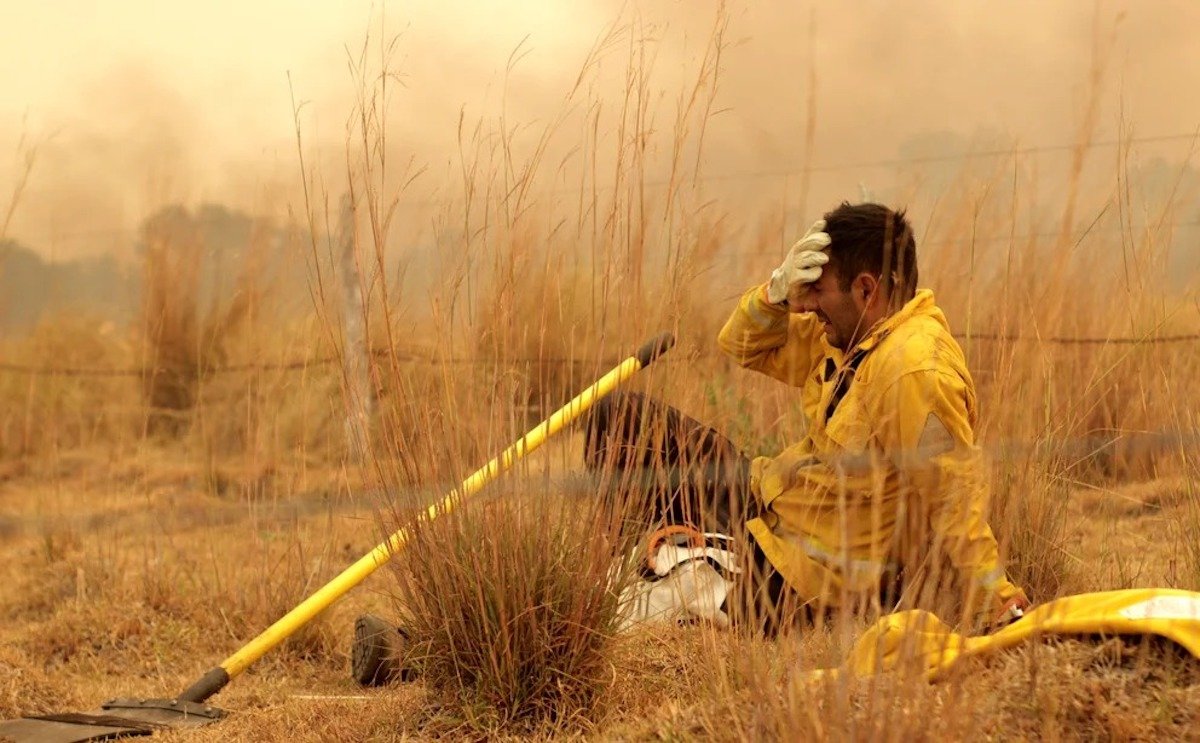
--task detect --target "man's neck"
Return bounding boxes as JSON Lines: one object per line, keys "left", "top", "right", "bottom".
{"left": 847, "top": 309, "right": 889, "bottom": 350}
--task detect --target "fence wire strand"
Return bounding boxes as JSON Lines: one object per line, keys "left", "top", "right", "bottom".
{"left": 1, "top": 329, "right": 1198, "bottom": 378}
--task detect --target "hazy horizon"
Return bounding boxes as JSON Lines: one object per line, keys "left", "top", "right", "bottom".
{"left": 3, "top": 1, "right": 1199, "bottom": 265}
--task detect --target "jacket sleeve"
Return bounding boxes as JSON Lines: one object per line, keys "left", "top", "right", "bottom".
{"left": 881, "top": 368, "right": 1027, "bottom": 614}
{"left": 717, "top": 283, "right": 827, "bottom": 387}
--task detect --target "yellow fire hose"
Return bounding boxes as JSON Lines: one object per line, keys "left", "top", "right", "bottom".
{"left": 177, "top": 332, "right": 676, "bottom": 703}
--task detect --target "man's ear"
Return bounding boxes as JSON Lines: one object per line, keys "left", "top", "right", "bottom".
{"left": 852, "top": 273, "right": 879, "bottom": 307}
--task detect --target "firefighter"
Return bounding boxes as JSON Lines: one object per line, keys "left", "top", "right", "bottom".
{"left": 587, "top": 202, "right": 1029, "bottom": 633}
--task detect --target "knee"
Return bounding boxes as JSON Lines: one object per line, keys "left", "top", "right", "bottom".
{"left": 583, "top": 391, "right": 646, "bottom": 471}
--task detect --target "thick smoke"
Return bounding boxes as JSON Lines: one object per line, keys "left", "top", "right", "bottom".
{"left": 1, "top": 0, "right": 1197, "bottom": 260}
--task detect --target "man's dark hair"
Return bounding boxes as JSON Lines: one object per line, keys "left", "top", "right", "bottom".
{"left": 822, "top": 202, "right": 918, "bottom": 301}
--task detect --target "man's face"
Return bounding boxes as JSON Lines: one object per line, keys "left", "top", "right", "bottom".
{"left": 788, "top": 266, "right": 870, "bottom": 351}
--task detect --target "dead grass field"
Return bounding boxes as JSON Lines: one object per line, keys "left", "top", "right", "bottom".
{"left": 4, "top": 13, "right": 1200, "bottom": 739}
{"left": 2, "top": 438, "right": 1200, "bottom": 740}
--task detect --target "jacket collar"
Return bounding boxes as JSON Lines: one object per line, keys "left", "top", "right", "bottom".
{"left": 830, "top": 289, "right": 938, "bottom": 362}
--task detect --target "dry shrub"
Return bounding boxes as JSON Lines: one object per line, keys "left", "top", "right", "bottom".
{"left": 4, "top": 7, "right": 1200, "bottom": 740}
{"left": 367, "top": 264, "right": 628, "bottom": 489}
{"left": 387, "top": 492, "right": 632, "bottom": 735}
{"left": 609, "top": 622, "right": 953, "bottom": 741}
{"left": 140, "top": 206, "right": 260, "bottom": 437}
{"left": 689, "top": 632, "right": 841, "bottom": 741}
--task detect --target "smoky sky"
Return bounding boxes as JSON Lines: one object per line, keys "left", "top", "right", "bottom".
{"left": 2, "top": 0, "right": 1198, "bottom": 259}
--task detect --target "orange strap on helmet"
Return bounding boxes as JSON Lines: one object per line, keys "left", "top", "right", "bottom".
{"left": 645, "top": 524, "right": 705, "bottom": 573}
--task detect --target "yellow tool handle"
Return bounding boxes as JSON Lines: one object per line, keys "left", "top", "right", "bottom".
{"left": 178, "top": 332, "right": 675, "bottom": 703}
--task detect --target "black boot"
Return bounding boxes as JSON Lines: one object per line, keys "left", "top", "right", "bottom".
{"left": 351, "top": 614, "right": 414, "bottom": 686}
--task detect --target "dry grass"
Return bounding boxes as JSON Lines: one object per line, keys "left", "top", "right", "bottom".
{"left": 1, "top": 6, "right": 1200, "bottom": 740}
{"left": 678, "top": 634, "right": 1200, "bottom": 741}
{"left": 385, "top": 492, "right": 632, "bottom": 736}
{"left": 0, "top": 380, "right": 1197, "bottom": 737}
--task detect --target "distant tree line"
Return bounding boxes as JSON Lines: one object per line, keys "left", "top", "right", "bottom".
{"left": 0, "top": 241, "right": 133, "bottom": 331}
{"left": 0, "top": 203, "right": 310, "bottom": 334}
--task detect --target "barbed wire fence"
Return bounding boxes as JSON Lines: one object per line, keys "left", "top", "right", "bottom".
{"left": 1, "top": 327, "right": 1198, "bottom": 378}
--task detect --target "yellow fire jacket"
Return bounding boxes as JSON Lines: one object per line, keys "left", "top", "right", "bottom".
{"left": 717, "top": 285, "right": 1026, "bottom": 616}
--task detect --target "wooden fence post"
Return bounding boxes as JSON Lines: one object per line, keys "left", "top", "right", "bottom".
{"left": 338, "top": 192, "right": 373, "bottom": 462}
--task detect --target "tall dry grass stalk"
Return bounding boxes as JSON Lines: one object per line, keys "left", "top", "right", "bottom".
{"left": 386, "top": 492, "right": 632, "bottom": 734}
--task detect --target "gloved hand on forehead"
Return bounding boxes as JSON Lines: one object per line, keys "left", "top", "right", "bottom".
{"left": 766, "top": 219, "right": 832, "bottom": 304}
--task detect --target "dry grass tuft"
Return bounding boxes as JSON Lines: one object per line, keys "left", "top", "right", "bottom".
{"left": 386, "top": 492, "right": 632, "bottom": 736}
{"left": 140, "top": 207, "right": 261, "bottom": 437}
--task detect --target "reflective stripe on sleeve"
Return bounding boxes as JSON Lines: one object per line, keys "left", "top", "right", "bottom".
{"left": 784, "top": 532, "right": 896, "bottom": 586}
{"left": 976, "top": 566, "right": 1006, "bottom": 590}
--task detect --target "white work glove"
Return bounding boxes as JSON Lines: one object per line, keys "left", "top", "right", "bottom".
{"left": 766, "top": 220, "right": 832, "bottom": 304}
